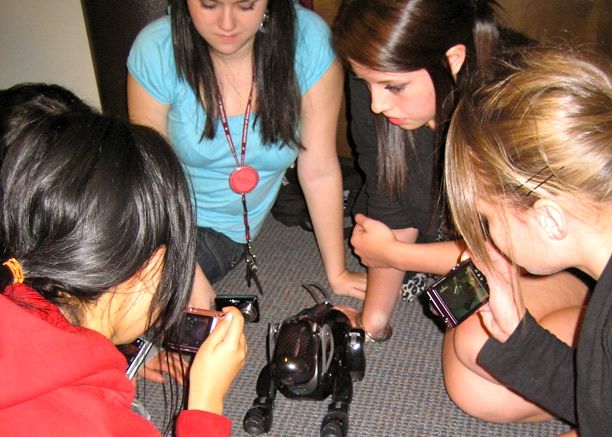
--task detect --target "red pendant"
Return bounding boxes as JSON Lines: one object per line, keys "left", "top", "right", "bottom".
{"left": 229, "top": 165, "right": 259, "bottom": 194}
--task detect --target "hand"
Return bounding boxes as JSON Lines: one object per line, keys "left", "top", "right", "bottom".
{"left": 351, "top": 214, "right": 399, "bottom": 268}
{"left": 139, "top": 349, "right": 189, "bottom": 385}
{"left": 474, "top": 245, "right": 526, "bottom": 342}
{"left": 328, "top": 270, "right": 367, "bottom": 300}
{"left": 333, "top": 305, "right": 359, "bottom": 327}
{"left": 187, "top": 306, "right": 247, "bottom": 414}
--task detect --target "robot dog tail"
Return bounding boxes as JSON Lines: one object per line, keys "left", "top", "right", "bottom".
{"left": 302, "top": 282, "right": 331, "bottom": 305}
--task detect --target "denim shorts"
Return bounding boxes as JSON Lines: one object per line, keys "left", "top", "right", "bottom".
{"left": 196, "top": 227, "right": 246, "bottom": 284}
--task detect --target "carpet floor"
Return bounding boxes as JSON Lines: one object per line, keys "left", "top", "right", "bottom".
{"left": 137, "top": 216, "right": 570, "bottom": 437}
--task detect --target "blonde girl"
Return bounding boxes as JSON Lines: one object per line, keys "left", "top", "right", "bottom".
{"left": 445, "top": 46, "right": 611, "bottom": 436}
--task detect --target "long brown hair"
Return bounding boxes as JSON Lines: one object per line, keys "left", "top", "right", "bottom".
{"left": 333, "top": 0, "right": 502, "bottom": 194}
{"left": 445, "top": 46, "right": 612, "bottom": 265}
{"left": 170, "top": 0, "right": 302, "bottom": 148}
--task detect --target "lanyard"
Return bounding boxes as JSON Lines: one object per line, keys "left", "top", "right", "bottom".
{"left": 217, "top": 69, "right": 263, "bottom": 294}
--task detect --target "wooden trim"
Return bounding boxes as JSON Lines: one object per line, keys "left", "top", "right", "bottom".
{"left": 299, "top": 0, "right": 314, "bottom": 10}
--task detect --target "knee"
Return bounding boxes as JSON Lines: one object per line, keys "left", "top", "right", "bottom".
{"left": 441, "top": 317, "right": 497, "bottom": 420}
{"left": 442, "top": 318, "right": 547, "bottom": 423}
{"left": 449, "top": 313, "right": 489, "bottom": 369}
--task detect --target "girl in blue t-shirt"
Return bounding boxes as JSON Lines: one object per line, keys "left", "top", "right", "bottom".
{"left": 128, "top": 0, "right": 366, "bottom": 313}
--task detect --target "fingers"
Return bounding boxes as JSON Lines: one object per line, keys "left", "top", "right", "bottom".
{"left": 203, "top": 306, "right": 244, "bottom": 348}
{"left": 238, "top": 331, "right": 248, "bottom": 358}
{"left": 139, "top": 350, "right": 188, "bottom": 384}
{"left": 332, "top": 305, "right": 358, "bottom": 326}
{"left": 354, "top": 213, "right": 367, "bottom": 224}
{"left": 140, "top": 367, "right": 166, "bottom": 384}
{"left": 201, "top": 312, "right": 232, "bottom": 348}
{"left": 165, "top": 352, "right": 188, "bottom": 385}
{"left": 350, "top": 225, "right": 364, "bottom": 247}
{"left": 219, "top": 306, "right": 245, "bottom": 345}
{"left": 477, "top": 309, "right": 494, "bottom": 335}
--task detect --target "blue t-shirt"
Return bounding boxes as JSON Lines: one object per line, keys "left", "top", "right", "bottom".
{"left": 128, "top": 6, "right": 335, "bottom": 243}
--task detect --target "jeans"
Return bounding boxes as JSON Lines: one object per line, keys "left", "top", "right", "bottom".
{"left": 196, "top": 227, "right": 246, "bottom": 284}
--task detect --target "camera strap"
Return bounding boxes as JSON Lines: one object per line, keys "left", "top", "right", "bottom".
{"left": 244, "top": 220, "right": 263, "bottom": 295}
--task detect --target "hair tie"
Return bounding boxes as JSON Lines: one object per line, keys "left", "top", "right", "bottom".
{"left": 3, "top": 258, "right": 25, "bottom": 284}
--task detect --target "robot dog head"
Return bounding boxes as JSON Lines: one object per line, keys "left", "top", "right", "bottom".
{"left": 268, "top": 304, "right": 335, "bottom": 396}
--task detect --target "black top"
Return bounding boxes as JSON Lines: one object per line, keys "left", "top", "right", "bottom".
{"left": 348, "top": 75, "right": 440, "bottom": 243}
{"left": 347, "top": 75, "right": 445, "bottom": 300}
{"left": 478, "top": 255, "right": 612, "bottom": 436}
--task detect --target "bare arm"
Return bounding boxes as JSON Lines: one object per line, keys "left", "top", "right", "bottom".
{"left": 297, "top": 60, "right": 366, "bottom": 298}
{"left": 188, "top": 307, "right": 247, "bottom": 414}
{"left": 358, "top": 226, "right": 419, "bottom": 333}
{"left": 351, "top": 213, "right": 464, "bottom": 275}
{"left": 127, "top": 73, "right": 170, "bottom": 134}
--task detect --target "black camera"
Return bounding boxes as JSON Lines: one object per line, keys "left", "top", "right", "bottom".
{"left": 426, "top": 259, "right": 489, "bottom": 328}
{"left": 215, "top": 294, "right": 260, "bottom": 323}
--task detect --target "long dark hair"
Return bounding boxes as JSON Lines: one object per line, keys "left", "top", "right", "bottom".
{"left": 333, "top": 0, "right": 502, "bottom": 194}
{"left": 169, "top": 0, "right": 302, "bottom": 148}
{"left": 0, "top": 112, "right": 196, "bottom": 341}
{"left": 0, "top": 82, "right": 93, "bottom": 163}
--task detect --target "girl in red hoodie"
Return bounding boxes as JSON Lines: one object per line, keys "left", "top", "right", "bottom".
{"left": 0, "top": 108, "right": 246, "bottom": 436}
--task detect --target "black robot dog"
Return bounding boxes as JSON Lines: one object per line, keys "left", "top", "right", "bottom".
{"left": 243, "top": 283, "right": 366, "bottom": 437}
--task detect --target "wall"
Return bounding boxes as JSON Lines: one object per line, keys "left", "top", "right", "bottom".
{"left": 312, "top": 0, "right": 351, "bottom": 157}
{"left": 1, "top": 0, "right": 609, "bottom": 143}
{"left": 0, "top": 0, "right": 101, "bottom": 108}
{"left": 497, "top": 0, "right": 611, "bottom": 56}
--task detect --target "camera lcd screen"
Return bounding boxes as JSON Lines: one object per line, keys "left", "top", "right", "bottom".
{"left": 178, "top": 313, "right": 216, "bottom": 349}
{"left": 437, "top": 264, "right": 489, "bottom": 321}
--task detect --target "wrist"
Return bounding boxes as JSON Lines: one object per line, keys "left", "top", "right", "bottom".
{"left": 324, "top": 263, "right": 347, "bottom": 283}
{"left": 505, "top": 308, "right": 527, "bottom": 337}
{"left": 386, "top": 240, "right": 404, "bottom": 270}
{"left": 187, "top": 386, "right": 224, "bottom": 415}
{"left": 495, "top": 308, "right": 527, "bottom": 343}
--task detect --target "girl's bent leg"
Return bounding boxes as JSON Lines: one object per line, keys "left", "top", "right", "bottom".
{"left": 195, "top": 227, "right": 246, "bottom": 284}
{"left": 189, "top": 227, "right": 248, "bottom": 310}
{"left": 188, "top": 263, "right": 216, "bottom": 309}
{"left": 360, "top": 226, "right": 419, "bottom": 337}
{"left": 442, "top": 270, "right": 589, "bottom": 423}
{"left": 360, "top": 266, "right": 404, "bottom": 336}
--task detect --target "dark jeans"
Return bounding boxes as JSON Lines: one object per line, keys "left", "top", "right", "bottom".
{"left": 196, "top": 227, "right": 246, "bottom": 284}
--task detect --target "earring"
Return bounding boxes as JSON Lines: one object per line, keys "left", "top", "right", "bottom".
{"left": 259, "top": 11, "right": 269, "bottom": 33}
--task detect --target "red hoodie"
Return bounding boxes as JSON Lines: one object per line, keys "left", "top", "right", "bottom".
{"left": 0, "top": 283, "right": 231, "bottom": 436}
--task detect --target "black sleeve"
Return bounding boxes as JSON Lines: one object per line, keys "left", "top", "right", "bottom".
{"left": 348, "top": 74, "right": 438, "bottom": 240}
{"left": 477, "top": 311, "right": 577, "bottom": 424}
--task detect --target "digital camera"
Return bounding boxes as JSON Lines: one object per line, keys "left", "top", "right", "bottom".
{"left": 117, "top": 336, "right": 154, "bottom": 379}
{"left": 165, "top": 307, "right": 225, "bottom": 354}
{"left": 215, "top": 294, "right": 260, "bottom": 323}
{"left": 426, "top": 259, "right": 489, "bottom": 328}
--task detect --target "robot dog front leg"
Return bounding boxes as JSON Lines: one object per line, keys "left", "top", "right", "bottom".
{"left": 243, "top": 363, "right": 277, "bottom": 435}
{"left": 320, "top": 365, "right": 352, "bottom": 437}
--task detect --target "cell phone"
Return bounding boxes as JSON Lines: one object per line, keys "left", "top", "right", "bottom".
{"left": 426, "top": 259, "right": 489, "bottom": 328}
{"left": 215, "top": 294, "right": 260, "bottom": 323}
{"left": 165, "top": 307, "right": 225, "bottom": 354}
{"left": 117, "top": 337, "right": 154, "bottom": 379}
